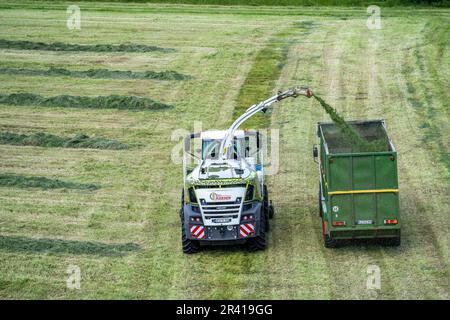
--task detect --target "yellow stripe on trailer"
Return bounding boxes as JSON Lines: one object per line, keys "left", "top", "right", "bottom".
{"left": 328, "top": 189, "right": 399, "bottom": 195}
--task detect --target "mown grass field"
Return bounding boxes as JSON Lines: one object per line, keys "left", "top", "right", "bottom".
{"left": 0, "top": 1, "right": 449, "bottom": 299}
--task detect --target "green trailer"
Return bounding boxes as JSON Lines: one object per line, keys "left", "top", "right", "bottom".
{"left": 313, "top": 120, "right": 401, "bottom": 248}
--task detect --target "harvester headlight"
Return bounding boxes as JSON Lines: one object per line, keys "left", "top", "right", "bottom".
{"left": 245, "top": 185, "right": 254, "bottom": 201}
{"left": 190, "top": 216, "right": 202, "bottom": 223}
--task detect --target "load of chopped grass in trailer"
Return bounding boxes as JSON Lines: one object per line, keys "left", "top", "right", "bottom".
{"left": 0, "top": 67, "right": 191, "bottom": 81}
{"left": 0, "top": 93, "right": 173, "bottom": 111}
{"left": 0, "top": 132, "right": 130, "bottom": 150}
{"left": 0, "top": 174, "right": 99, "bottom": 190}
{"left": 0, "top": 39, "right": 175, "bottom": 53}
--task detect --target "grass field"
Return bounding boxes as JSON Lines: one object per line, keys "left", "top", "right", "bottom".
{"left": 0, "top": 1, "right": 449, "bottom": 299}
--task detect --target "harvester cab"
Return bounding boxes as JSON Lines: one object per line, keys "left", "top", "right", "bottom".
{"left": 180, "top": 87, "right": 312, "bottom": 253}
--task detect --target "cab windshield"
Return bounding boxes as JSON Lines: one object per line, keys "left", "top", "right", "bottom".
{"left": 202, "top": 139, "right": 242, "bottom": 160}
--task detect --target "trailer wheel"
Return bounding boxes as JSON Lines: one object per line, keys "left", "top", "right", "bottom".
{"left": 247, "top": 213, "right": 267, "bottom": 251}
{"left": 324, "top": 234, "right": 338, "bottom": 248}
{"left": 319, "top": 185, "right": 323, "bottom": 218}
{"left": 322, "top": 218, "right": 338, "bottom": 248}
{"left": 381, "top": 234, "right": 401, "bottom": 247}
{"left": 180, "top": 209, "right": 200, "bottom": 254}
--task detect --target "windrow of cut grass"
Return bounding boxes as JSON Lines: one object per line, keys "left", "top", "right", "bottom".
{"left": 0, "top": 131, "right": 130, "bottom": 150}
{"left": 0, "top": 67, "right": 191, "bottom": 81}
{"left": 0, "top": 174, "right": 99, "bottom": 190}
{"left": 0, "top": 93, "right": 173, "bottom": 111}
{"left": 0, "top": 235, "right": 140, "bottom": 257}
{"left": 0, "top": 39, "right": 174, "bottom": 53}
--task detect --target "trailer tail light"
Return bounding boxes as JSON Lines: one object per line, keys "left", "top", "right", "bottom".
{"left": 384, "top": 219, "right": 398, "bottom": 225}
{"left": 332, "top": 221, "right": 346, "bottom": 226}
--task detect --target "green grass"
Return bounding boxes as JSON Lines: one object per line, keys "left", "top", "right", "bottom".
{"left": 68, "top": 0, "right": 450, "bottom": 7}
{"left": 0, "top": 1, "right": 448, "bottom": 299}
{"left": 0, "top": 93, "right": 173, "bottom": 111}
{"left": 0, "top": 131, "right": 130, "bottom": 150}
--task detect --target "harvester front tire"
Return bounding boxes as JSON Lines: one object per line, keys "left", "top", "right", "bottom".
{"left": 180, "top": 209, "right": 200, "bottom": 254}
{"left": 247, "top": 213, "right": 267, "bottom": 251}
{"left": 269, "top": 200, "right": 274, "bottom": 219}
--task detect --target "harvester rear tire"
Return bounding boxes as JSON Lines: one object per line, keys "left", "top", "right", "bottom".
{"left": 247, "top": 213, "right": 267, "bottom": 251}
{"left": 180, "top": 209, "right": 200, "bottom": 254}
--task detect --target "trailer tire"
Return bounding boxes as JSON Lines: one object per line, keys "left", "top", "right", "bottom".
{"left": 180, "top": 209, "right": 200, "bottom": 254}
{"left": 324, "top": 234, "right": 338, "bottom": 248}
{"left": 247, "top": 213, "right": 267, "bottom": 251}
{"left": 381, "top": 234, "right": 401, "bottom": 247}
{"left": 319, "top": 186, "right": 323, "bottom": 218}
{"left": 322, "top": 218, "right": 338, "bottom": 248}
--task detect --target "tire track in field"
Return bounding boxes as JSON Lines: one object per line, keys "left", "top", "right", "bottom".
{"left": 313, "top": 20, "right": 403, "bottom": 299}
{"left": 315, "top": 20, "right": 370, "bottom": 299}
{"left": 175, "top": 24, "right": 299, "bottom": 300}
{"left": 264, "top": 20, "right": 339, "bottom": 299}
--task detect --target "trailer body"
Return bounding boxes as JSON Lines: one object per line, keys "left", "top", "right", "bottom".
{"left": 315, "top": 120, "right": 401, "bottom": 247}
